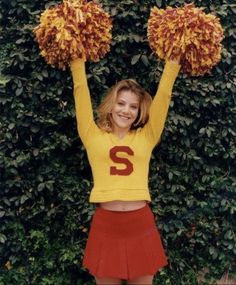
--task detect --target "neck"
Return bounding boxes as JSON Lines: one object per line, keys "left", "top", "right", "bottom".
{"left": 112, "top": 128, "right": 129, "bottom": 139}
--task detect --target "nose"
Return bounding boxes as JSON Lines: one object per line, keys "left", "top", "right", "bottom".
{"left": 122, "top": 104, "right": 130, "bottom": 114}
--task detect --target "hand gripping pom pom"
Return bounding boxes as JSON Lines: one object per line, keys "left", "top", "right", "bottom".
{"left": 33, "top": 0, "right": 112, "bottom": 69}
{"left": 147, "top": 3, "right": 224, "bottom": 76}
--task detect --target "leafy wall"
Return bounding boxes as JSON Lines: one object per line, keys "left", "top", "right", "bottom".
{"left": 0, "top": 0, "right": 235, "bottom": 284}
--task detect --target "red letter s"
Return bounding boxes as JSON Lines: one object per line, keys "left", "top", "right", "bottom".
{"left": 110, "top": 146, "right": 134, "bottom": 176}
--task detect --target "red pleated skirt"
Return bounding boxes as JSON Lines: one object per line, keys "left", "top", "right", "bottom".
{"left": 83, "top": 204, "right": 168, "bottom": 280}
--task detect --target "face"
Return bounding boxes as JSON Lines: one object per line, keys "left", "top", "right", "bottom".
{"left": 111, "top": 90, "right": 140, "bottom": 135}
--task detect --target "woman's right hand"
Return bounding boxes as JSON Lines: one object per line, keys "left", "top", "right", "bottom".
{"left": 169, "top": 53, "right": 181, "bottom": 65}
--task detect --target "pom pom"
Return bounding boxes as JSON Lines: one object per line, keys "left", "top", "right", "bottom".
{"left": 147, "top": 3, "right": 224, "bottom": 76}
{"left": 33, "top": 0, "right": 112, "bottom": 69}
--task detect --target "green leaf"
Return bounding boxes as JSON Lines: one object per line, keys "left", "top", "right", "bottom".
{"left": 15, "top": 87, "right": 23, "bottom": 96}
{"left": 155, "top": 0, "right": 162, "bottom": 7}
{"left": 168, "top": 172, "right": 173, "bottom": 180}
{"left": 0, "top": 234, "right": 7, "bottom": 244}
{"left": 141, "top": 55, "right": 149, "bottom": 66}
{"left": 131, "top": 54, "right": 141, "bottom": 65}
{"left": 8, "top": 123, "right": 15, "bottom": 130}
{"left": 38, "top": 183, "right": 45, "bottom": 191}
{"left": 33, "top": 149, "right": 40, "bottom": 156}
{"left": 20, "top": 195, "right": 28, "bottom": 204}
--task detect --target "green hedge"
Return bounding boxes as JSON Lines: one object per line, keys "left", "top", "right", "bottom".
{"left": 0, "top": 0, "right": 235, "bottom": 284}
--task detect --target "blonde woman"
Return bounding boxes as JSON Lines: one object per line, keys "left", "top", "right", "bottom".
{"left": 70, "top": 56, "right": 180, "bottom": 285}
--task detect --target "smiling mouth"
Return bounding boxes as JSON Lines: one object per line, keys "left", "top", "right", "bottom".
{"left": 119, "top": 116, "right": 130, "bottom": 122}
{"left": 119, "top": 115, "right": 130, "bottom": 120}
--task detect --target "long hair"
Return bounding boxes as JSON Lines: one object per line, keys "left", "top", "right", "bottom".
{"left": 97, "top": 79, "right": 152, "bottom": 132}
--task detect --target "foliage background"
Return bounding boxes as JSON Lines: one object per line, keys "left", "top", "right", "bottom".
{"left": 0, "top": 0, "right": 235, "bottom": 284}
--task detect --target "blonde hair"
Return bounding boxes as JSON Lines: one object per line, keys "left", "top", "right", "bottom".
{"left": 97, "top": 79, "right": 152, "bottom": 132}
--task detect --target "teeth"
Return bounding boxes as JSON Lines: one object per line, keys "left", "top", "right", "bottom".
{"left": 119, "top": 115, "right": 129, "bottom": 119}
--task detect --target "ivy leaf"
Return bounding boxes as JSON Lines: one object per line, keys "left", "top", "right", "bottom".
{"left": 131, "top": 54, "right": 141, "bottom": 65}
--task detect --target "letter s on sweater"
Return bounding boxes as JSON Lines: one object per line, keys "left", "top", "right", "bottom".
{"left": 110, "top": 146, "right": 134, "bottom": 175}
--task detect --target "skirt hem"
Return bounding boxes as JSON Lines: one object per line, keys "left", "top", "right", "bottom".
{"left": 83, "top": 261, "right": 168, "bottom": 280}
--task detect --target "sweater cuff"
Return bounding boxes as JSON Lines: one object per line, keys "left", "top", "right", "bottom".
{"left": 164, "top": 60, "right": 181, "bottom": 77}
{"left": 70, "top": 58, "right": 86, "bottom": 71}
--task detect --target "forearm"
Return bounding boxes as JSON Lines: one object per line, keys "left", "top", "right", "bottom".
{"left": 147, "top": 61, "right": 181, "bottom": 142}
{"left": 70, "top": 59, "right": 94, "bottom": 141}
{"left": 154, "top": 60, "right": 180, "bottom": 105}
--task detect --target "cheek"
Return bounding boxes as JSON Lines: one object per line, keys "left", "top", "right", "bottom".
{"left": 110, "top": 106, "right": 120, "bottom": 121}
{"left": 112, "top": 103, "right": 120, "bottom": 113}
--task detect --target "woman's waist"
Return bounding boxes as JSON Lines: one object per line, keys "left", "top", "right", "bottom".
{"left": 99, "top": 200, "right": 147, "bottom": 212}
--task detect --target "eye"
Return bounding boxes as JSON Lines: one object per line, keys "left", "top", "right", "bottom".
{"left": 117, "top": 101, "right": 124, "bottom": 106}
{"left": 131, "top": 105, "right": 138, "bottom": 110}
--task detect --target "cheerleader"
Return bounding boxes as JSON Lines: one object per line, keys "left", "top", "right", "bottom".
{"left": 70, "top": 56, "right": 180, "bottom": 285}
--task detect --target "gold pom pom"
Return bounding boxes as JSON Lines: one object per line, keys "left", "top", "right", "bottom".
{"left": 33, "top": 0, "right": 112, "bottom": 69}
{"left": 147, "top": 3, "right": 224, "bottom": 76}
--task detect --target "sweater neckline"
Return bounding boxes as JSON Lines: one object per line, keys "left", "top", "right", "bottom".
{"left": 108, "top": 131, "right": 135, "bottom": 144}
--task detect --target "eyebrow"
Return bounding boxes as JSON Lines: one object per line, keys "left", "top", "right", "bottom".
{"left": 117, "top": 98, "right": 139, "bottom": 106}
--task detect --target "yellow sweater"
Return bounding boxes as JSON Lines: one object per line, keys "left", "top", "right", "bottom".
{"left": 71, "top": 59, "right": 180, "bottom": 203}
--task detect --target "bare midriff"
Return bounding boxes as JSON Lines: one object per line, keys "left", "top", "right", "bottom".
{"left": 99, "top": 200, "right": 147, "bottom": 211}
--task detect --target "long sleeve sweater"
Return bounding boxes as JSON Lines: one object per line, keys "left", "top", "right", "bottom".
{"left": 70, "top": 59, "right": 180, "bottom": 203}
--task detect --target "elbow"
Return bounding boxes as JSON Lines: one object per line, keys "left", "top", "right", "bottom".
{"left": 73, "top": 82, "right": 89, "bottom": 96}
{"left": 74, "top": 81, "right": 87, "bottom": 89}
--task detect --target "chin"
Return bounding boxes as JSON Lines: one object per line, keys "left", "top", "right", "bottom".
{"left": 118, "top": 122, "right": 132, "bottom": 129}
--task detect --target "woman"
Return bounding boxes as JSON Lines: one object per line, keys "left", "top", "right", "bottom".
{"left": 70, "top": 56, "right": 180, "bottom": 285}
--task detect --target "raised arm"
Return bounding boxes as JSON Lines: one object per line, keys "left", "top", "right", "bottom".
{"left": 70, "top": 58, "right": 97, "bottom": 145}
{"left": 143, "top": 60, "right": 181, "bottom": 145}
